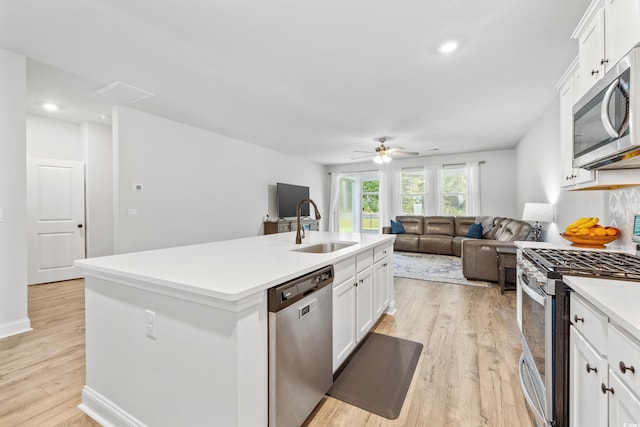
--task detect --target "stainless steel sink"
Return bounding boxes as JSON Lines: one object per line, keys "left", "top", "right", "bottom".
{"left": 292, "top": 242, "right": 357, "bottom": 253}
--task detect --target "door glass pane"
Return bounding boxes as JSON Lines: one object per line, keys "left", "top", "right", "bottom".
{"left": 362, "top": 177, "right": 379, "bottom": 233}
{"left": 338, "top": 177, "right": 356, "bottom": 232}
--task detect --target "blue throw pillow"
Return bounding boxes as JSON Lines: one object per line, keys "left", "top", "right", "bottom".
{"left": 390, "top": 219, "right": 405, "bottom": 234}
{"left": 466, "top": 223, "right": 483, "bottom": 238}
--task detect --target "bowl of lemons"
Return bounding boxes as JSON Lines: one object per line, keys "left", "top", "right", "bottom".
{"left": 561, "top": 217, "right": 620, "bottom": 248}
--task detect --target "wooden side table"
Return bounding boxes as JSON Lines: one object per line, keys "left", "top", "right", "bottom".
{"left": 496, "top": 246, "right": 517, "bottom": 294}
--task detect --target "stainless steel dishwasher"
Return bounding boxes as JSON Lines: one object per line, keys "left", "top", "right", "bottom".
{"left": 268, "top": 265, "right": 334, "bottom": 427}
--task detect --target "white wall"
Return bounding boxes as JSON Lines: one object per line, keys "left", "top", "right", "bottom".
{"left": 515, "top": 95, "right": 606, "bottom": 243}
{"left": 26, "top": 114, "right": 83, "bottom": 160}
{"left": 113, "top": 106, "right": 326, "bottom": 254}
{"left": 0, "top": 49, "right": 30, "bottom": 338}
{"left": 326, "top": 149, "right": 518, "bottom": 219}
{"left": 83, "top": 122, "right": 113, "bottom": 257}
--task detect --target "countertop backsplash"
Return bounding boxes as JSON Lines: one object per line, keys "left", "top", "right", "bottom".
{"left": 608, "top": 187, "right": 640, "bottom": 252}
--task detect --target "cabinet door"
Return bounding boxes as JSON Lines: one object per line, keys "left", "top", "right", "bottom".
{"left": 608, "top": 371, "right": 640, "bottom": 426}
{"left": 570, "top": 327, "right": 608, "bottom": 427}
{"left": 373, "top": 258, "right": 390, "bottom": 319}
{"left": 356, "top": 266, "right": 374, "bottom": 342}
{"left": 333, "top": 277, "right": 356, "bottom": 372}
{"left": 579, "top": 8, "right": 607, "bottom": 94}
{"left": 560, "top": 76, "right": 577, "bottom": 188}
{"left": 605, "top": 0, "right": 640, "bottom": 68}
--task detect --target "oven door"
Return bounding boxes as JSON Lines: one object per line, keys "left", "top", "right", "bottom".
{"left": 519, "top": 274, "right": 553, "bottom": 426}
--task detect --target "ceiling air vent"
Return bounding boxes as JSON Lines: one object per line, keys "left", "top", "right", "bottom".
{"left": 96, "top": 81, "right": 154, "bottom": 103}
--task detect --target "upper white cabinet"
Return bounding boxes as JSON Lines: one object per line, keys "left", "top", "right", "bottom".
{"left": 573, "top": 0, "right": 640, "bottom": 98}
{"left": 604, "top": 0, "right": 640, "bottom": 71}
{"left": 574, "top": 4, "right": 606, "bottom": 98}
{"left": 557, "top": 58, "right": 595, "bottom": 188}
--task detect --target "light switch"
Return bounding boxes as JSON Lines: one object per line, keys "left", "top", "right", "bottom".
{"left": 0, "top": 208, "right": 3, "bottom": 222}
{"left": 127, "top": 208, "right": 138, "bottom": 218}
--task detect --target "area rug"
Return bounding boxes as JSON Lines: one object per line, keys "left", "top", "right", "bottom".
{"left": 327, "top": 333, "right": 423, "bottom": 419}
{"left": 393, "top": 251, "right": 492, "bottom": 287}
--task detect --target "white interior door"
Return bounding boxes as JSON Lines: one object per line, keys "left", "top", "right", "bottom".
{"left": 28, "top": 158, "right": 85, "bottom": 285}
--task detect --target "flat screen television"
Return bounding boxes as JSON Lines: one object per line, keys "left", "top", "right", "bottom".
{"left": 277, "top": 183, "right": 309, "bottom": 218}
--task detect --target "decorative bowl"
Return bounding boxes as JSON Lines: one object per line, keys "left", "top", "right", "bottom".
{"left": 560, "top": 232, "right": 619, "bottom": 248}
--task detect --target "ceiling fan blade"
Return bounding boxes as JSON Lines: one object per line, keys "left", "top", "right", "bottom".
{"left": 386, "top": 147, "right": 405, "bottom": 153}
{"left": 350, "top": 153, "right": 374, "bottom": 160}
{"left": 389, "top": 151, "right": 419, "bottom": 157}
{"left": 353, "top": 150, "right": 374, "bottom": 154}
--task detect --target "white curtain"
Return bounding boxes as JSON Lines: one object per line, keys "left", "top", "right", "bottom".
{"left": 328, "top": 172, "right": 343, "bottom": 232}
{"left": 466, "top": 161, "right": 481, "bottom": 216}
{"left": 380, "top": 167, "right": 401, "bottom": 230}
{"left": 425, "top": 164, "right": 441, "bottom": 215}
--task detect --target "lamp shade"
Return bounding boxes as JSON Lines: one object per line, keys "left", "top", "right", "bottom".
{"left": 522, "top": 202, "right": 554, "bottom": 223}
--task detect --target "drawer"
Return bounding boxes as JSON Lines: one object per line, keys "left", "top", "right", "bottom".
{"left": 374, "top": 243, "right": 392, "bottom": 263}
{"left": 571, "top": 293, "right": 608, "bottom": 355}
{"left": 608, "top": 323, "right": 640, "bottom": 396}
{"left": 356, "top": 249, "right": 373, "bottom": 273}
{"left": 333, "top": 258, "right": 355, "bottom": 285}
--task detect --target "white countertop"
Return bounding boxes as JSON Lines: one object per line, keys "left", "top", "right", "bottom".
{"left": 75, "top": 231, "right": 395, "bottom": 302}
{"left": 515, "top": 240, "right": 640, "bottom": 338}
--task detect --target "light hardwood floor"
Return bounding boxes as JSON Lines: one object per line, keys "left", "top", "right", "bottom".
{"left": 0, "top": 278, "right": 533, "bottom": 427}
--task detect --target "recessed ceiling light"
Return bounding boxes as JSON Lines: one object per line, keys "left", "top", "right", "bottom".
{"left": 438, "top": 41, "right": 458, "bottom": 54}
{"left": 42, "top": 103, "right": 59, "bottom": 111}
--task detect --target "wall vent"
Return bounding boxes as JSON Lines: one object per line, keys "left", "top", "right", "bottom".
{"left": 96, "top": 81, "right": 154, "bottom": 103}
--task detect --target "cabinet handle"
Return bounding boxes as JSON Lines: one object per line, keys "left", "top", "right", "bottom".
{"left": 619, "top": 361, "right": 636, "bottom": 374}
{"left": 600, "top": 58, "right": 609, "bottom": 65}
{"left": 591, "top": 69, "right": 599, "bottom": 76}
{"left": 586, "top": 363, "right": 598, "bottom": 374}
{"left": 574, "top": 314, "right": 584, "bottom": 323}
{"left": 601, "top": 383, "right": 614, "bottom": 394}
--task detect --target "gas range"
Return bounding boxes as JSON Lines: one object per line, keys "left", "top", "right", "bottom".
{"left": 522, "top": 247, "right": 640, "bottom": 282}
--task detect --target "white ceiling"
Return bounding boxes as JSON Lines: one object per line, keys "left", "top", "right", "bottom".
{"left": 0, "top": 0, "right": 590, "bottom": 165}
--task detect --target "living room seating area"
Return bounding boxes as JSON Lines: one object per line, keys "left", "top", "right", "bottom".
{"left": 383, "top": 215, "right": 532, "bottom": 283}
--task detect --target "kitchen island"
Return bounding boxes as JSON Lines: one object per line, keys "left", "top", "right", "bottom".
{"left": 75, "top": 231, "right": 395, "bottom": 427}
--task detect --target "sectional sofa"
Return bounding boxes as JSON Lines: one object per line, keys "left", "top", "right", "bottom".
{"left": 382, "top": 215, "right": 532, "bottom": 282}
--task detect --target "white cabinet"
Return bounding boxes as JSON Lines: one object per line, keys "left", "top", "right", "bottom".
{"left": 373, "top": 244, "right": 392, "bottom": 319}
{"left": 573, "top": 0, "right": 640, "bottom": 97}
{"left": 575, "top": 5, "right": 607, "bottom": 96}
{"left": 569, "top": 327, "right": 608, "bottom": 427}
{"left": 569, "top": 293, "right": 640, "bottom": 426}
{"left": 604, "top": 0, "right": 640, "bottom": 72}
{"left": 332, "top": 244, "right": 394, "bottom": 372}
{"left": 355, "top": 264, "right": 374, "bottom": 342}
{"left": 608, "top": 372, "right": 640, "bottom": 426}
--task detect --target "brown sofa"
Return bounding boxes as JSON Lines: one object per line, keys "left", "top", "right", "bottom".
{"left": 383, "top": 215, "right": 532, "bottom": 282}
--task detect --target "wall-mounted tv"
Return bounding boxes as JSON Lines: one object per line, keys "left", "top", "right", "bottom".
{"left": 277, "top": 182, "right": 309, "bottom": 218}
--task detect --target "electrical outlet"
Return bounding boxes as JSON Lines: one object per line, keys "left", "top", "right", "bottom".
{"left": 145, "top": 309, "right": 156, "bottom": 339}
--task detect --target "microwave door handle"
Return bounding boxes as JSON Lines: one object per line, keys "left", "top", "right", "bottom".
{"left": 601, "top": 78, "right": 621, "bottom": 138}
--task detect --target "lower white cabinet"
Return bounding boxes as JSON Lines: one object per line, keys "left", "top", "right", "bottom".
{"left": 373, "top": 256, "right": 391, "bottom": 319}
{"left": 332, "top": 244, "right": 394, "bottom": 372}
{"left": 355, "top": 265, "right": 374, "bottom": 342}
{"left": 333, "top": 274, "right": 357, "bottom": 371}
{"left": 569, "top": 327, "right": 608, "bottom": 427}
{"left": 608, "top": 371, "right": 640, "bottom": 426}
{"left": 570, "top": 293, "right": 640, "bottom": 426}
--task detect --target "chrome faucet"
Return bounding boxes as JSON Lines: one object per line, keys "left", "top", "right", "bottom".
{"left": 295, "top": 198, "right": 321, "bottom": 244}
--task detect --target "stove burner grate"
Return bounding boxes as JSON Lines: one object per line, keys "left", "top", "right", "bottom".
{"left": 528, "top": 248, "right": 640, "bottom": 282}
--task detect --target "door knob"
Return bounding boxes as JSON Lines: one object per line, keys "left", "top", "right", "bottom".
{"left": 77, "top": 224, "right": 83, "bottom": 228}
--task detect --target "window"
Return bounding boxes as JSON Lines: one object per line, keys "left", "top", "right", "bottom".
{"left": 361, "top": 176, "right": 379, "bottom": 232}
{"left": 401, "top": 168, "right": 425, "bottom": 215}
{"left": 441, "top": 165, "right": 467, "bottom": 215}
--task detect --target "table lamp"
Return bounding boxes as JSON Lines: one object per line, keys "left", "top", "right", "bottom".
{"left": 522, "top": 202, "right": 554, "bottom": 242}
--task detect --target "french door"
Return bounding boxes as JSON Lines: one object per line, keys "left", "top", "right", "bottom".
{"left": 337, "top": 174, "right": 380, "bottom": 234}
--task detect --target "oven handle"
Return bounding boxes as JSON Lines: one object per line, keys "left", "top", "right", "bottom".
{"left": 518, "top": 354, "right": 547, "bottom": 426}
{"left": 521, "top": 277, "right": 545, "bottom": 305}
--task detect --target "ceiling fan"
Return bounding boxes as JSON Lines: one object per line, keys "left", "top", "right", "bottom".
{"left": 352, "top": 137, "right": 419, "bottom": 164}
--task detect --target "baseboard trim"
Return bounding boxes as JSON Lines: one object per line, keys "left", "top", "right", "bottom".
{"left": 79, "top": 386, "right": 146, "bottom": 427}
{"left": 0, "top": 317, "right": 31, "bottom": 339}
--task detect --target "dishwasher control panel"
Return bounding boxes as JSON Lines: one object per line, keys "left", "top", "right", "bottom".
{"left": 268, "top": 265, "right": 334, "bottom": 312}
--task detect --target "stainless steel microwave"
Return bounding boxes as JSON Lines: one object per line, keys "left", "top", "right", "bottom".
{"left": 573, "top": 44, "right": 640, "bottom": 170}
